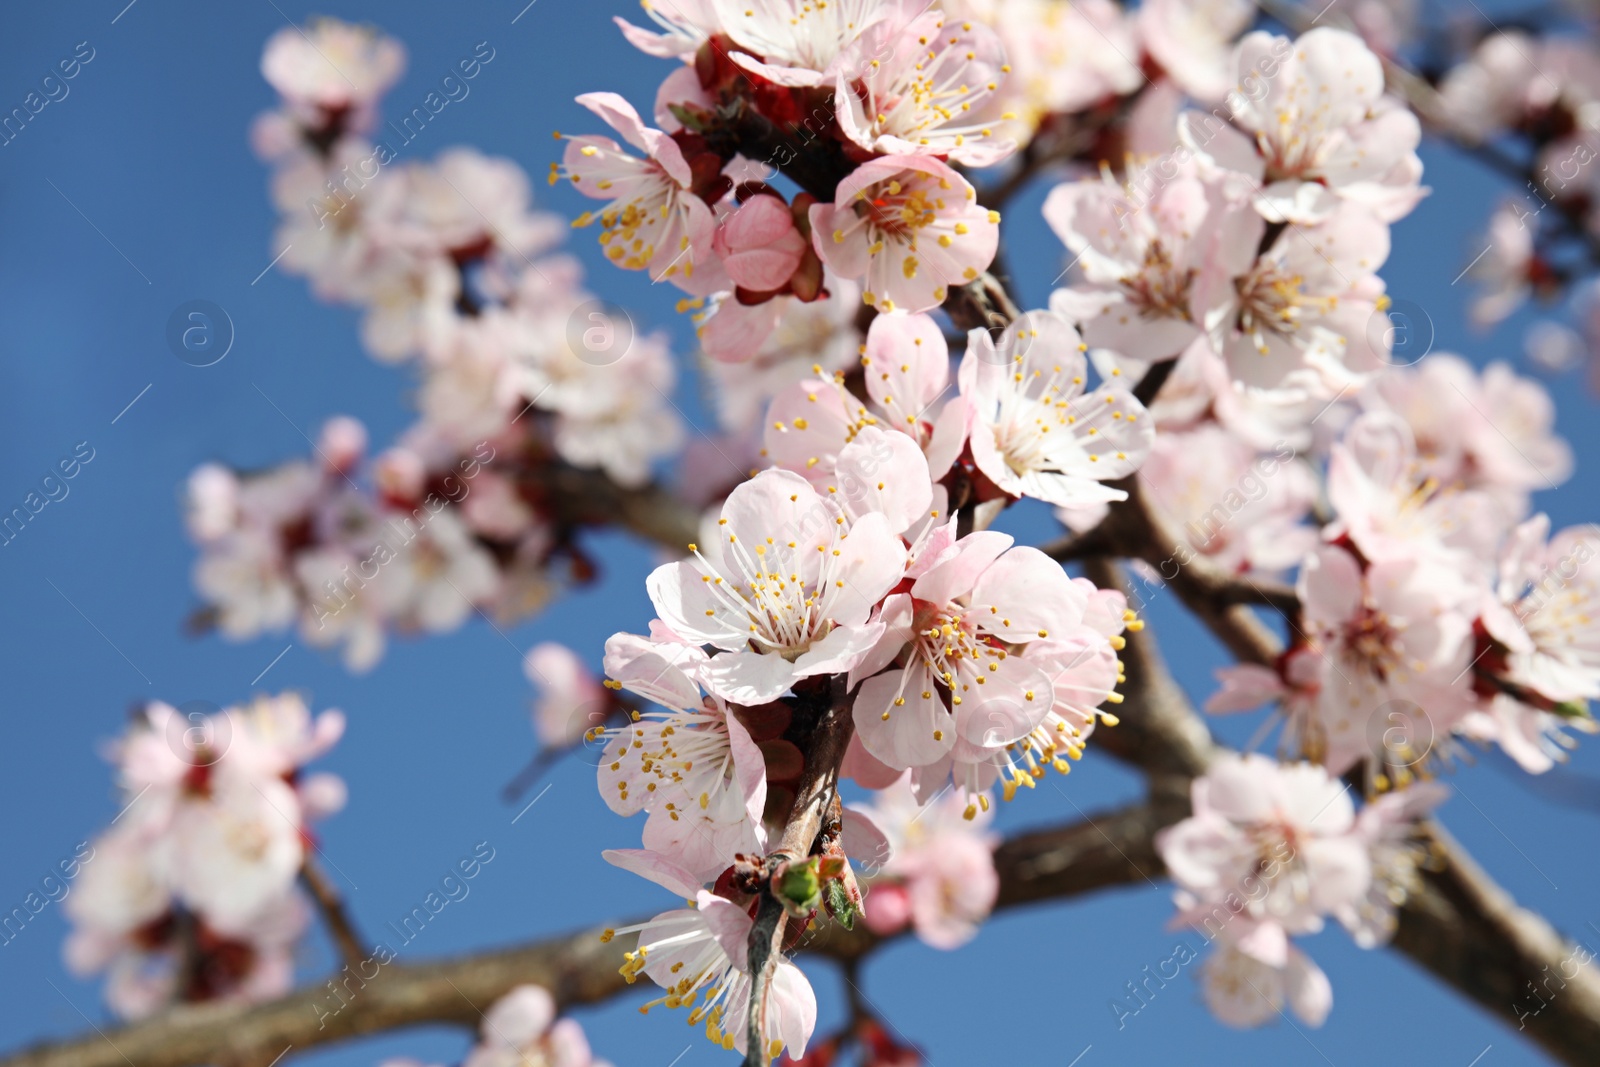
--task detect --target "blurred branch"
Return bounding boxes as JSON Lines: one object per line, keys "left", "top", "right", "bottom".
{"left": 523, "top": 462, "right": 700, "bottom": 553}
{"left": 1045, "top": 478, "right": 1290, "bottom": 667}
{"left": 299, "top": 860, "right": 368, "bottom": 975}
{"left": 11, "top": 695, "right": 1600, "bottom": 1067}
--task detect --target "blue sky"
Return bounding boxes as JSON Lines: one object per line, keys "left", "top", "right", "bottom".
{"left": 1, "top": 2, "right": 1597, "bottom": 1066}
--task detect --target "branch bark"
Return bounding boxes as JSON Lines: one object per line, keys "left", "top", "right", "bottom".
{"left": 299, "top": 860, "right": 368, "bottom": 975}
{"left": 743, "top": 678, "right": 856, "bottom": 1066}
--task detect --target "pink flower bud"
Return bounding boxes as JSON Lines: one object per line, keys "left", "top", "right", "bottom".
{"left": 318, "top": 416, "right": 367, "bottom": 474}
{"left": 713, "top": 194, "right": 806, "bottom": 293}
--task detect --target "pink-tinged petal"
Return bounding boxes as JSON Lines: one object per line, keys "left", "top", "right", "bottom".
{"left": 912, "top": 530, "right": 1014, "bottom": 606}
{"left": 575, "top": 91, "right": 661, "bottom": 158}
{"left": 910, "top": 752, "right": 954, "bottom": 803}
{"left": 809, "top": 201, "right": 868, "bottom": 277}
{"left": 638, "top": 908, "right": 716, "bottom": 986}
{"left": 722, "top": 467, "right": 826, "bottom": 553}
{"left": 701, "top": 649, "right": 800, "bottom": 704}
{"left": 849, "top": 592, "right": 914, "bottom": 689}
{"left": 646, "top": 560, "right": 752, "bottom": 651}
{"left": 603, "top": 849, "right": 706, "bottom": 898}
{"left": 1202, "top": 753, "right": 1279, "bottom": 824}
{"left": 1298, "top": 544, "right": 1364, "bottom": 628}
{"left": 598, "top": 736, "right": 651, "bottom": 816}
{"left": 1206, "top": 664, "right": 1287, "bottom": 713}
{"left": 728, "top": 50, "right": 828, "bottom": 87}
{"left": 834, "top": 427, "right": 933, "bottom": 534}
{"left": 1155, "top": 815, "right": 1240, "bottom": 891}
{"left": 1179, "top": 111, "right": 1264, "bottom": 182}
{"left": 604, "top": 630, "right": 704, "bottom": 710}
{"left": 767, "top": 960, "right": 819, "bottom": 1058}
{"left": 855, "top": 663, "right": 957, "bottom": 769}
{"left": 726, "top": 708, "right": 770, "bottom": 831}
{"left": 965, "top": 413, "right": 1016, "bottom": 498}
{"left": 971, "top": 546, "right": 1088, "bottom": 641}
{"left": 923, "top": 397, "right": 967, "bottom": 481}
{"left": 955, "top": 656, "right": 1054, "bottom": 747}
{"left": 1234, "top": 918, "right": 1290, "bottom": 967}
{"left": 642, "top": 780, "right": 759, "bottom": 881}
{"left": 841, "top": 806, "right": 894, "bottom": 873}
{"left": 863, "top": 313, "right": 949, "bottom": 416}
{"left": 700, "top": 296, "right": 782, "bottom": 364}
{"left": 1303, "top": 837, "right": 1372, "bottom": 915}
{"left": 654, "top": 65, "right": 712, "bottom": 129}
{"left": 764, "top": 380, "right": 855, "bottom": 486}
{"left": 829, "top": 511, "right": 908, "bottom": 624}
{"left": 905, "top": 515, "right": 958, "bottom": 581}
{"left": 697, "top": 890, "right": 755, "bottom": 968}
{"left": 793, "top": 619, "right": 886, "bottom": 679}
{"left": 841, "top": 731, "right": 904, "bottom": 789}
{"left": 1285, "top": 947, "right": 1333, "bottom": 1026}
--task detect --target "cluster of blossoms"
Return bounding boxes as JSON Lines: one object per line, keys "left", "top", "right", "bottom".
{"left": 1206, "top": 361, "right": 1595, "bottom": 786}
{"left": 187, "top": 22, "right": 691, "bottom": 669}
{"left": 132, "top": 3, "right": 1600, "bottom": 1060}
{"left": 64, "top": 695, "right": 344, "bottom": 1018}
{"left": 383, "top": 984, "right": 610, "bottom": 1067}
{"left": 1154, "top": 754, "right": 1447, "bottom": 1027}
{"left": 1427, "top": 17, "right": 1600, "bottom": 385}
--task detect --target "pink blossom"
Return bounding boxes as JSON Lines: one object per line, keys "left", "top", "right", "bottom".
{"left": 1195, "top": 200, "right": 1392, "bottom": 390}
{"left": 1468, "top": 515, "right": 1600, "bottom": 772}
{"left": 561, "top": 92, "right": 726, "bottom": 294}
{"left": 1158, "top": 753, "right": 1371, "bottom": 936}
{"left": 260, "top": 19, "right": 404, "bottom": 130}
{"left": 713, "top": 194, "right": 807, "bottom": 294}
{"left": 1362, "top": 356, "right": 1572, "bottom": 518}
{"left": 1199, "top": 919, "right": 1332, "bottom": 1028}
{"left": 613, "top": 0, "right": 717, "bottom": 58}
{"left": 1044, "top": 159, "right": 1214, "bottom": 381}
{"left": 1138, "top": 0, "right": 1254, "bottom": 103}
{"left": 1326, "top": 410, "right": 1509, "bottom": 566}
{"left": 835, "top": 8, "right": 1016, "bottom": 166}
{"left": 603, "top": 851, "right": 817, "bottom": 1059}
{"left": 524, "top": 644, "right": 609, "bottom": 747}
{"left": 854, "top": 772, "right": 998, "bottom": 949}
{"left": 646, "top": 465, "right": 912, "bottom": 704}
{"left": 714, "top": 0, "right": 914, "bottom": 88}
{"left": 1139, "top": 425, "right": 1316, "bottom": 574}
{"left": 946, "top": 0, "right": 1139, "bottom": 129}
{"left": 1296, "top": 543, "right": 1476, "bottom": 774}
{"left": 65, "top": 695, "right": 343, "bottom": 1017}
{"left": 763, "top": 312, "right": 965, "bottom": 486}
{"left": 1207, "top": 28, "right": 1425, "bottom": 224}
{"left": 460, "top": 984, "right": 612, "bottom": 1067}
{"left": 851, "top": 529, "right": 1091, "bottom": 770}
{"left": 810, "top": 155, "right": 999, "bottom": 314}
{"left": 959, "top": 310, "right": 1154, "bottom": 507}
{"left": 595, "top": 633, "right": 766, "bottom": 882}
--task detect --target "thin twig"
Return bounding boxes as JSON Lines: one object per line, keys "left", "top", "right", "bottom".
{"left": 299, "top": 860, "right": 367, "bottom": 974}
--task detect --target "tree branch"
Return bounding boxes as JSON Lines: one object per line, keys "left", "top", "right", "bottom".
{"left": 744, "top": 677, "right": 856, "bottom": 1066}
{"left": 299, "top": 860, "right": 368, "bottom": 975}
{"left": 522, "top": 462, "right": 700, "bottom": 553}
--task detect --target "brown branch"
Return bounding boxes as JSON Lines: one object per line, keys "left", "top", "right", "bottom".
{"left": 1396, "top": 823, "right": 1600, "bottom": 1067}
{"left": 522, "top": 462, "right": 700, "bottom": 553}
{"left": 744, "top": 677, "right": 856, "bottom": 1067}
{"left": 299, "top": 860, "right": 367, "bottom": 975}
{"left": 1047, "top": 478, "right": 1288, "bottom": 667}
{"left": 11, "top": 695, "right": 1600, "bottom": 1067}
